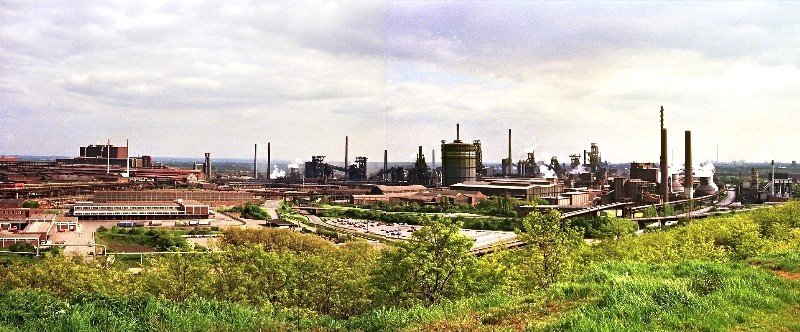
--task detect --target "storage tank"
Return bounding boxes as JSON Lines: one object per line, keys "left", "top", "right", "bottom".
{"left": 441, "top": 124, "right": 477, "bottom": 186}
{"left": 695, "top": 176, "right": 718, "bottom": 196}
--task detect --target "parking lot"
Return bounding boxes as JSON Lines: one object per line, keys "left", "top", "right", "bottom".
{"left": 322, "top": 217, "right": 517, "bottom": 249}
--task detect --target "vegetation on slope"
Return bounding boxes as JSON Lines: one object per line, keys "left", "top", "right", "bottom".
{"left": 0, "top": 201, "right": 799, "bottom": 331}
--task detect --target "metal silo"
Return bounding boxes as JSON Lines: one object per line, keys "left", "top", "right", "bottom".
{"left": 441, "top": 124, "right": 477, "bottom": 186}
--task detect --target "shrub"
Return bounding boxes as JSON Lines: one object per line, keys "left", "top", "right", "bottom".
{"left": 8, "top": 242, "right": 35, "bottom": 253}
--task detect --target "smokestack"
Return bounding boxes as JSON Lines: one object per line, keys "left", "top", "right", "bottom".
{"left": 772, "top": 160, "right": 776, "bottom": 196}
{"left": 106, "top": 138, "right": 110, "bottom": 174}
{"left": 384, "top": 149, "right": 388, "bottom": 174}
{"left": 204, "top": 153, "right": 211, "bottom": 180}
{"left": 345, "top": 136, "right": 349, "bottom": 168}
{"left": 254, "top": 143, "right": 258, "bottom": 179}
{"left": 456, "top": 123, "right": 460, "bottom": 141}
{"left": 583, "top": 150, "right": 587, "bottom": 165}
{"left": 684, "top": 130, "right": 693, "bottom": 198}
{"left": 267, "top": 142, "right": 271, "bottom": 180}
{"left": 661, "top": 128, "right": 669, "bottom": 202}
{"left": 432, "top": 149, "right": 435, "bottom": 168}
{"left": 126, "top": 139, "right": 130, "bottom": 176}
{"left": 507, "top": 128, "right": 512, "bottom": 174}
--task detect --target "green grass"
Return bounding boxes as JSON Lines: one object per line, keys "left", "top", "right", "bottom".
{"left": 366, "top": 261, "right": 800, "bottom": 332}
{"left": 0, "top": 291, "right": 339, "bottom": 332}
{"left": 747, "top": 251, "right": 800, "bottom": 273}
{"left": 537, "top": 261, "right": 800, "bottom": 332}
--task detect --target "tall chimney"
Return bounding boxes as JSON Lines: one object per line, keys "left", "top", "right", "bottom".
{"left": 771, "top": 160, "right": 776, "bottom": 196}
{"left": 126, "top": 138, "right": 130, "bottom": 176}
{"left": 106, "top": 138, "right": 111, "bottom": 174}
{"left": 583, "top": 150, "right": 587, "bottom": 165}
{"left": 661, "top": 128, "right": 669, "bottom": 202}
{"left": 267, "top": 142, "right": 271, "bottom": 180}
{"left": 253, "top": 143, "right": 258, "bottom": 179}
{"left": 456, "top": 123, "right": 460, "bottom": 141}
{"left": 432, "top": 149, "right": 435, "bottom": 168}
{"left": 204, "top": 153, "right": 211, "bottom": 180}
{"left": 684, "top": 130, "right": 693, "bottom": 198}
{"left": 507, "top": 128, "right": 512, "bottom": 174}
{"left": 384, "top": 149, "right": 388, "bottom": 178}
{"left": 345, "top": 136, "right": 349, "bottom": 168}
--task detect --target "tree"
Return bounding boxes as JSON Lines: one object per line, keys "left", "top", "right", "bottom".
{"left": 516, "top": 210, "right": 583, "bottom": 288}
{"left": 642, "top": 206, "right": 658, "bottom": 218}
{"left": 596, "top": 216, "right": 637, "bottom": 240}
{"left": 22, "top": 201, "right": 39, "bottom": 209}
{"left": 663, "top": 203, "right": 675, "bottom": 216}
{"left": 372, "top": 216, "right": 478, "bottom": 306}
{"left": 8, "top": 242, "right": 35, "bottom": 253}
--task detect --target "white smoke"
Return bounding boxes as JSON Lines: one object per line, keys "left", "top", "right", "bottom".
{"left": 270, "top": 165, "right": 286, "bottom": 178}
{"left": 569, "top": 165, "right": 590, "bottom": 175}
{"left": 287, "top": 158, "right": 302, "bottom": 170}
{"left": 695, "top": 162, "right": 715, "bottom": 177}
{"left": 539, "top": 165, "right": 556, "bottom": 178}
{"left": 670, "top": 162, "right": 715, "bottom": 177}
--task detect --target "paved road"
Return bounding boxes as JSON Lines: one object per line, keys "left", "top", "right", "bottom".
{"left": 262, "top": 200, "right": 280, "bottom": 219}
{"left": 50, "top": 221, "right": 116, "bottom": 256}
{"left": 717, "top": 188, "right": 736, "bottom": 207}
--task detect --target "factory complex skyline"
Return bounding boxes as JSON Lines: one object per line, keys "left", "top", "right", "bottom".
{"left": 2, "top": 2, "right": 799, "bottom": 162}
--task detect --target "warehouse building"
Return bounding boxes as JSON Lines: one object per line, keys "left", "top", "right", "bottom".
{"left": 93, "top": 190, "right": 256, "bottom": 206}
{"left": 71, "top": 200, "right": 210, "bottom": 220}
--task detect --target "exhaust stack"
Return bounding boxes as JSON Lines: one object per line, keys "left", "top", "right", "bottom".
{"left": 267, "top": 142, "right": 271, "bottom": 180}
{"left": 507, "top": 129, "right": 512, "bottom": 174}
{"left": 126, "top": 139, "right": 130, "bottom": 176}
{"left": 684, "top": 130, "right": 693, "bottom": 198}
{"left": 660, "top": 106, "right": 668, "bottom": 202}
{"left": 661, "top": 128, "right": 669, "bottom": 201}
{"left": 204, "top": 153, "right": 211, "bottom": 180}
{"left": 253, "top": 143, "right": 258, "bottom": 179}
{"left": 106, "top": 138, "right": 111, "bottom": 174}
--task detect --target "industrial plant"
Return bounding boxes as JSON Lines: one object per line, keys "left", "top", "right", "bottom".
{"left": 0, "top": 106, "right": 796, "bottom": 255}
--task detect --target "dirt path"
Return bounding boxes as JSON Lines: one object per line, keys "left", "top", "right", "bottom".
{"left": 774, "top": 270, "right": 800, "bottom": 281}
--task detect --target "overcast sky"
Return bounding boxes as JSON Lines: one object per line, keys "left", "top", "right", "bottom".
{"left": 1, "top": 1, "right": 799, "bottom": 164}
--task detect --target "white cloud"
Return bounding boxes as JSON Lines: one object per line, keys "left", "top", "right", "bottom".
{"left": 0, "top": 1, "right": 798, "bottom": 163}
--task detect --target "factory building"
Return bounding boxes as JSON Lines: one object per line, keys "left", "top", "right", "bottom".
{"left": 613, "top": 177, "right": 660, "bottom": 205}
{"left": 441, "top": 124, "right": 478, "bottom": 186}
{"left": 71, "top": 200, "right": 210, "bottom": 220}
{"left": 630, "top": 162, "right": 659, "bottom": 183}
{"left": 738, "top": 162, "right": 794, "bottom": 203}
{"left": 57, "top": 143, "right": 147, "bottom": 168}
{"left": 93, "top": 190, "right": 256, "bottom": 206}
{"left": 450, "top": 178, "right": 563, "bottom": 201}
{"left": 351, "top": 185, "right": 487, "bottom": 206}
